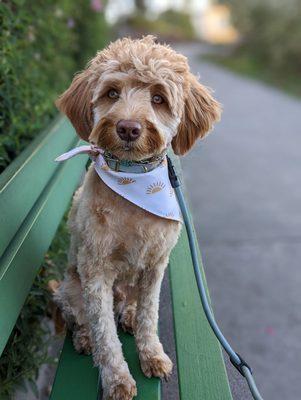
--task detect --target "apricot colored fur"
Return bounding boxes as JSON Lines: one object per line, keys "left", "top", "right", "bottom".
{"left": 54, "top": 36, "right": 220, "bottom": 400}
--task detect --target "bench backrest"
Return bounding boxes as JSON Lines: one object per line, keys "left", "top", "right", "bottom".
{"left": 0, "top": 116, "right": 88, "bottom": 355}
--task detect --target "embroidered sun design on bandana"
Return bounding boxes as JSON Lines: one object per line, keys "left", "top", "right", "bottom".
{"left": 146, "top": 181, "right": 165, "bottom": 194}
{"left": 118, "top": 177, "right": 136, "bottom": 185}
{"left": 101, "top": 164, "right": 110, "bottom": 171}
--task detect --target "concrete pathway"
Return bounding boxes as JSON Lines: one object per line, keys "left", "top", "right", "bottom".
{"left": 175, "top": 43, "right": 301, "bottom": 400}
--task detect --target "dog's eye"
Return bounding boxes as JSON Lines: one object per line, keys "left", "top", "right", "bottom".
{"left": 107, "top": 89, "right": 119, "bottom": 99}
{"left": 152, "top": 94, "right": 164, "bottom": 104}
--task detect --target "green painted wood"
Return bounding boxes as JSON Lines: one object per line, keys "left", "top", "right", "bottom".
{"left": 49, "top": 333, "right": 99, "bottom": 400}
{"left": 120, "top": 330, "right": 161, "bottom": 400}
{"left": 0, "top": 149, "right": 88, "bottom": 355}
{"left": 0, "top": 116, "right": 78, "bottom": 258}
{"left": 50, "top": 330, "right": 160, "bottom": 400}
{"left": 169, "top": 214, "right": 233, "bottom": 399}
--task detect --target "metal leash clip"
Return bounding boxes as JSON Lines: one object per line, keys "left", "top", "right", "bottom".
{"left": 230, "top": 352, "right": 253, "bottom": 376}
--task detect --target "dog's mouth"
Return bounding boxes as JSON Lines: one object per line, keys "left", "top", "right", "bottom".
{"left": 90, "top": 118, "right": 166, "bottom": 162}
{"left": 121, "top": 142, "right": 134, "bottom": 152}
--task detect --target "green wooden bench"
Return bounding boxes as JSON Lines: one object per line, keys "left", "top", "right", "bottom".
{"left": 0, "top": 116, "right": 233, "bottom": 400}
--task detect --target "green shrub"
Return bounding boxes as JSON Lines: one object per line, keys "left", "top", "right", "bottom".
{"left": 225, "top": 0, "right": 301, "bottom": 74}
{"left": 0, "top": 0, "right": 110, "bottom": 173}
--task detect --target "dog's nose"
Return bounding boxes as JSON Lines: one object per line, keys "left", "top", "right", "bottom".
{"left": 116, "top": 120, "right": 142, "bottom": 142}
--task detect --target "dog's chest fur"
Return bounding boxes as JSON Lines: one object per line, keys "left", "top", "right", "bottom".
{"left": 68, "top": 166, "right": 181, "bottom": 280}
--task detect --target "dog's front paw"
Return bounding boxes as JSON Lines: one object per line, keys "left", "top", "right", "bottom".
{"left": 102, "top": 369, "right": 137, "bottom": 400}
{"left": 103, "top": 376, "right": 137, "bottom": 400}
{"left": 108, "top": 380, "right": 137, "bottom": 400}
{"left": 140, "top": 351, "right": 173, "bottom": 380}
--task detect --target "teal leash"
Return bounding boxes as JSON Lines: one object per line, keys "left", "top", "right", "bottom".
{"left": 167, "top": 156, "right": 264, "bottom": 400}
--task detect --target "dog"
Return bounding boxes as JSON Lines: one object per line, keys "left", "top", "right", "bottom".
{"left": 54, "top": 36, "right": 220, "bottom": 400}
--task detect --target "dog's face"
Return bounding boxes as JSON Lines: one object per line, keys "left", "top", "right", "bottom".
{"left": 57, "top": 36, "right": 221, "bottom": 160}
{"left": 89, "top": 75, "right": 179, "bottom": 160}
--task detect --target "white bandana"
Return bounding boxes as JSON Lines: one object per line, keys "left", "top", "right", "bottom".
{"left": 56, "top": 146, "right": 182, "bottom": 223}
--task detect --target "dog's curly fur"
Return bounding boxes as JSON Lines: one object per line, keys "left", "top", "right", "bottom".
{"left": 54, "top": 36, "right": 220, "bottom": 400}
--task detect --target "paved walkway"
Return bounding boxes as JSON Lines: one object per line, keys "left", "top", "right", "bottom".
{"left": 175, "top": 43, "right": 301, "bottom": 400}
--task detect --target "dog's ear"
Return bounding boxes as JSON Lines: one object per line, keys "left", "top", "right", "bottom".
{"left": 56, "top": 70, "right": 94, "bottom": 141}
{"left": 172, "top": 74, "right": 221, "bottom": 155}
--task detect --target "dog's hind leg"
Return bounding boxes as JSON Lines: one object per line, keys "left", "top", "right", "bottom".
{"left": 72, "top": 323, "right": 92, "bottom": 355}
{"left": 120, "top": 301, "right": 137, "bottom": 334}
{"left": 114, "top": 283, "right": 137, "bottom": 335}
{"left": 53, "top": 265, "right": 92, "bottom": 355}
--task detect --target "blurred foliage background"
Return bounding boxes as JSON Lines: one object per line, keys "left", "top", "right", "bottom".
{"left": 215, "top": 0, "right": 301, "bottom": 96}
{"left": 122, "top": 8, "right": 195, "bottom": 41}
{"left": 226, "top": 0, "right": 301, "bottom": 73}
{"left": 0, "top": 0, "right": 110, "bottom": 173}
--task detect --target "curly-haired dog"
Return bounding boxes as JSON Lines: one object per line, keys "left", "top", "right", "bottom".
{"left": 54, "top": 36, "right": 220, "bottom": 400}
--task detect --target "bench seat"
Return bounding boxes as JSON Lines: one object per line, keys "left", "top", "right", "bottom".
{"left": 0, "top": 116, "right": 232, "bottom": 400}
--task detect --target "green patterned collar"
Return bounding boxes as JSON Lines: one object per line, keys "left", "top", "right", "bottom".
{"left": 103, "top": 149, "right": 167, "bottom": 173}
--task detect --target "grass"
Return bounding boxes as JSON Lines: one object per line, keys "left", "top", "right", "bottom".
{"left": 205, "top": 51, "right": 301, "bottom": 98}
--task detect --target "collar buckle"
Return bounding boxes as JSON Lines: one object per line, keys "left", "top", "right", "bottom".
{"left": 114, "top": 160, "right": 120, "bottom": 172}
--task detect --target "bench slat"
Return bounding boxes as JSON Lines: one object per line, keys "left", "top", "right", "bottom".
{"left": 169, "top": 212, "right": 233, "bottom": 399}
{"left": 50, "top": 331, "right": 160, "bottom": 400}
{"left": 0, "top": 117, "right": 77, "bottom": 258}
{"left": 0, "top": 149, "right": 88, "bottom": 356}
{"left": 120, "top": 330, "right": 161, "bottom": 400}
{"left": 49, "top": 333, "right": 99, "bottom": 400}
